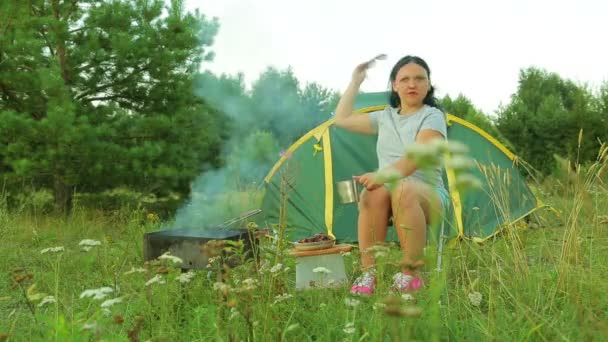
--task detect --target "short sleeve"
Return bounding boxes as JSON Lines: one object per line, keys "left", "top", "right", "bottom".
{"left": 368, "top": 110, "right": 382, "bottom": 132}
{"left": 420, "top": 108, "right": 447, "bottom": 138}
{"left": 368, "top": 108, "right": 389, "bottom": 132}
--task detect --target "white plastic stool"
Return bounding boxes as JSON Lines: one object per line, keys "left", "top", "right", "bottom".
{"left": 289, "top": 244, "right": 353, "bottom": 290}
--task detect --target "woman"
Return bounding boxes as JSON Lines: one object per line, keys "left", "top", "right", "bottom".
{"left": 334, "top": 55, "right": 450, "bottom": 295}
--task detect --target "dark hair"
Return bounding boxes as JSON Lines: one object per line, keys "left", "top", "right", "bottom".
{"left": 389, "top": 55, "right": 441, "bottom": 110}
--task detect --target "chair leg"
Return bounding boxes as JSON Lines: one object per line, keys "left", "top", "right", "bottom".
{"left": 436, "top": 221, "right": 446, "bottom": 272}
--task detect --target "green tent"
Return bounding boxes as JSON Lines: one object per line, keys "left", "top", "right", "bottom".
{"left": 259, "top": 92, "right": 547, "bottom": 242}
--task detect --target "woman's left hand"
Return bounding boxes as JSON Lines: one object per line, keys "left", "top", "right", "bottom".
{"left": 353, "top": 172, "right": 383, "bottom": 191}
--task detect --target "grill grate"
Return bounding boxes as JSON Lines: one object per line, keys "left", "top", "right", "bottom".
{"left": 143, "top": 228, "right": 255, "bottom": 269}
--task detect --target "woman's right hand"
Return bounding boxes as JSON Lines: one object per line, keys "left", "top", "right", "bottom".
{"left": 351, "top": 61, "right": 370, "bottom": 86}
{"left": 335, "top": 54, "right": 385, "bottom": 134}
{"left": 351, "top": 54, "right": 387, "bottom": 85}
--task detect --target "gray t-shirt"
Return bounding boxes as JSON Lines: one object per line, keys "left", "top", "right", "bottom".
{"left": 369, "top": 105, "right": 447, "bottom": 189}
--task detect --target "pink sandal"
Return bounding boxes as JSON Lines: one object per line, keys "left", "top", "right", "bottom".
{"left": 350, "top": 271, "right": 376, "bottom": 295}
{"left": 392, "top": 272, "right": 424, "bottom": 293}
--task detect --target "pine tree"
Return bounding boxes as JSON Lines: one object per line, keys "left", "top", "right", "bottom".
{"left": 0, "top": 0, "right": 224, "bottom": 212}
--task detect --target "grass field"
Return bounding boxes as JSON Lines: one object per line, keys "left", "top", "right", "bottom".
{"left": 1, "top": 170, "right": 607, "bottom": 340}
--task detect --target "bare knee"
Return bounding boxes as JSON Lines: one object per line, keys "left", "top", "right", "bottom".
{"left": 391, "top": 181, "right": 440, "bottom": 224}
{"left": 359, "top": 187, "right": 391, "bottom": 211}
{"left": 391, "top": 182, "right": 420, "bottom": 209}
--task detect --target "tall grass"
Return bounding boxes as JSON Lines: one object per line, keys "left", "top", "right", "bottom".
{"left": 1, "top": 148, "right": 608, "bottom": 340}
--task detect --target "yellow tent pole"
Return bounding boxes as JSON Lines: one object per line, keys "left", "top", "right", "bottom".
{"left": 444, "top": 153, "right": 465, "bottom": 239}
{"left": 322, "top": 129, "right": 335, "bottom": 238}
{"left": 264, "top": 119, "right": 334, "bottom": 183}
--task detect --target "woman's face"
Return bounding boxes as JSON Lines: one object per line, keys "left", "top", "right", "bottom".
{"left": 392, "top": 62, "right": 430, "bottom": 108}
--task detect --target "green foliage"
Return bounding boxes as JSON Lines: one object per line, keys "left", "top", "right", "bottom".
{"left": 440, "top": 94, "right": 513, "bottom": 149}
{"left": 249, "top": 67, "right": 339, "bottom": 146}
{"left": 592, "top": 81, "right": 608, "bottom": 132}
{"left": 0, "top": 0, "right": 225, "bottom": 211}
{"left": 195, "top": 67, "right": 340, "bottom": 148}
{"left": 496, "top": 68, "right": 608, "bottom": 175}
{"left": 441, "top": 94, "right": 486, "bottom": 122}
{"left": 1, "top": 188, "right": 607, "bottom": 340}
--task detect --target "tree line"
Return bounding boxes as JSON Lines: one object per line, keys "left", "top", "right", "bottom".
{"left": 2, "top": 0, "right": 607, "bottom": 213}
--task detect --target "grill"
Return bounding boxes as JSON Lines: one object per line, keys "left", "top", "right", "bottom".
{"left": 143, "top": 209, "right": 261, "bottom": 269}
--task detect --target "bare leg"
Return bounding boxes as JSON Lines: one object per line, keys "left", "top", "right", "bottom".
{"left": 357, "top": 186, "right": 391, "bottom": 269}
{"left": 391, "top": 181, "right": 441, "bottom": 271}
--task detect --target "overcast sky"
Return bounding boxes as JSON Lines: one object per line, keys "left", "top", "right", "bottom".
{"left": 185, "top": 0, "right": 607, "bottom": 115}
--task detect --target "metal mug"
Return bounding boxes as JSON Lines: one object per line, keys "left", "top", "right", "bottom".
{"left": 336, "top": 177, "right": 362, "bottom": 204}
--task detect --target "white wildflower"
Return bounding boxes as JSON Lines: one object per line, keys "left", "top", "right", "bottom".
{"left": 428, "top": 138, "right": 450, "bottom": 153}
{"left": 374, "top": 250, "right": 388, "bottom": 258}
{"left": 455, "top": 174, "right": 482, "bottom": 190}
{"left": 270, "top": 263, "right": 283, "bottom": 273}
{"left": 158, "top": 252, "right": 183, "bottom": 265}
{"left": 37, "top": 296, "right": 56, "bottom": 307}
{"left": 100, "top": 297, "right": 122, "bottom": 308}
{"left": 176, "top": 271, "right": 196, "bottom": 284}
{"left": 81, "top": 322, "right": 97, "bottom": 331}
{"left": 124, "top": 267, "right": 147, "bottom": 275}
{"left": 80, "top": 287, "right": 113, "bottom": 300}
{"left": 445, "top": 140, "right": 469, "bottom": 154}
{"left": 40, "top": 246, "right": 65, "bottom": 254}
{"left": 273, "top": 293, "right": 293, "bottom": 305}
{"left": 81, "top": 246, "right": 92, "bottom": 252}
{"left": 404, "top": 143, "right": 442, "bottom": 169}
{"left": 26, "top": 284, "right": 46, "bottom": 302}
{"left": 241, "top": 278, "right": 258, "bottom": 290}
{"left": 445, "top": 155, "right": 476, "bottom": 171}
{"left": 243, "top": 278, "right": 258, "bottom": 285}
{"left": 79, "top": 239, "right": 102, "bottom": 247}
{"left": 468, "top": 291, "right": 483, "bottom": 307}
{"left": 401, "top": 293, "right": 415, "bottom": 301}
{"left": 367, "top": 245, "right": 390, "bottom": 259}
{"left": 213, "top": 282, "right": 230, "bottom": 292}
{"left": 229, "top": 307, "right": 240, "bottom": 320}
{"left": 257, "top": 259, "right": 270, "bottom": 273}
{"left": 312, "top": 267, "right": 331, "bottom": 274}
{"left": 343, "top": 322, "right": 356, "bottom": 334}
{"left": 145, "top": 275, "right": 165, "bottom": 287}
{"left": 375, "top": 167, "right": 402, "bottom": 184}
{"left": 344, "top": 297, "right": 361, "bottom": 307}
{"left": 373, "top": 302, "right": 386, "bottom": 311}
